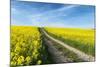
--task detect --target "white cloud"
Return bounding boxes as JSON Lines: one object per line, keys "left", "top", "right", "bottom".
{"left": 29, "top": 5, "right": 79, "bottom": 27}
{"left": 31, "top": 5, "right": 78, "bottom": 18}
{"left": 57, "top": 5, "right": 78, "bottom": 11}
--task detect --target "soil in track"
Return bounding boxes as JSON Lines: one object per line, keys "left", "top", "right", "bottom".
{"left": 39, "top": 28, "right": 85, "bottom": 64}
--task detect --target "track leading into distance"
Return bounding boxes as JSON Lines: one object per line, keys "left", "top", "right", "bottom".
{"left": 39, "top": 28, "right": 95, "bottom": 62}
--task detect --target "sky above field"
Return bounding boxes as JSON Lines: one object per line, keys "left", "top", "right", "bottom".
{"left": 11, "top": 0, "right": 95, "bottom": 28}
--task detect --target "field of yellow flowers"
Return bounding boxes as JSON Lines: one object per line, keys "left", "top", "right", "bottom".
{"left": 11, "top": 26, "right": 95, "bottom": 66}
{"left": 11, "top": 26, "right": 50, "bottom": 66}
{"left": 45, "top": 27, "right": 95, "bottom": 56}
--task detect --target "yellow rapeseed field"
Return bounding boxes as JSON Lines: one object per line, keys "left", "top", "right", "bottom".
{"left": 45, "top": 27, "right": 95, "bottom": 56}
{"left": 11, "top": 26, "right": 42, "bottom": 66}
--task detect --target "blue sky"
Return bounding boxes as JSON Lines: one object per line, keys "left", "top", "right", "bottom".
{"left": 11, "top": 0, "right": 95, "bottom": 28}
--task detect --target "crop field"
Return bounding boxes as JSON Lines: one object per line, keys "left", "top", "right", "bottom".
{"left": 11, "top": 26, "right": 50, "bottom": 66}
{"left": 45, "top": 27, "right": 95, "bottom": 56}
{"left": 11, "top": 26, "right": 95, "bottom": 66}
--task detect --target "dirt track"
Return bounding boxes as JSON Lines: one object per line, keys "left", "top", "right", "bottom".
{"left": 40, "top": 28, "right": 95, "bottom": 62}
{"left": 43, "top": 38, "right": 70, "bottom": 63}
